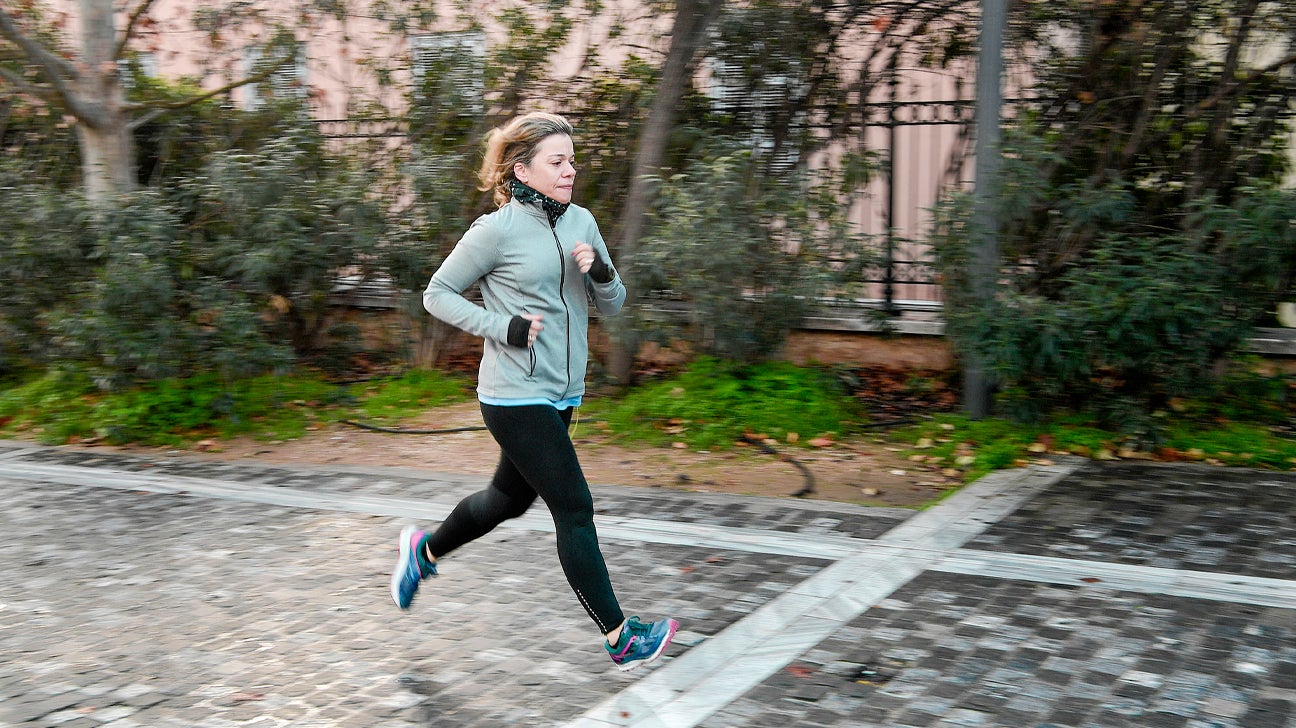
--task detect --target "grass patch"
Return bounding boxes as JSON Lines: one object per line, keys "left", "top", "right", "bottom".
{"left": 5, "top": 358, "right": 1295, "bottom": 488}
{"left": 891, "top": 411, "right": 1296, "bottom": 483}
{"left": 0, "top": 368, "right": 473, "bottom": 447}
{"left": 0, "top": 369, "right": 100, "bottom": 444}
{"left": 1161, "top": 421, "right": 1296, "bottom": 470}
{"left": 590, "top": 357, "right": 859, "bottom": 451}
{"left": 353, "top": 369, "right": 475, "bottom": 424}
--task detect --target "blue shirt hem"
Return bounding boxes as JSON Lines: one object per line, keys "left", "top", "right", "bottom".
{"left": 478, "top": 394, "right": 582, "bottom": 410}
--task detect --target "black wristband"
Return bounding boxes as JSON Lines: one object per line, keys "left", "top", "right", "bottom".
{"left": 507, "top": 316, "right": 531, "bottom": 347}
{"left": 588, "top": 255, "right": 614, "bottom": 284}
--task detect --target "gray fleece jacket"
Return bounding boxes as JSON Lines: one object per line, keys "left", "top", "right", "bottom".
{"left": 422, "top": 198, "right": 625, "bottom": 403}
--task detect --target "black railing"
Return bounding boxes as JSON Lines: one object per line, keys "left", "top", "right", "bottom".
{"left": 310, "top": 96, "right": 987, "bottom": 315}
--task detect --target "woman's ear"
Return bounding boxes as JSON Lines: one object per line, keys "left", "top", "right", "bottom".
{"left": 513, "top": 161, "right": 530, "bottom": 184}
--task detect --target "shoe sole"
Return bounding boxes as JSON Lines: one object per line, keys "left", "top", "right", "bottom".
{"left": 616, "top": 619, "right": 679, "bottom": 672}
{"left": 391, "top": 525, "right": 417, "bottom": 609}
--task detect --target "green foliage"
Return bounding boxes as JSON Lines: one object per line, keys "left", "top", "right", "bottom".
{"left": 593, "top": 358, "right": 859, "bottom": 451}
{"left": 39, "top": 191, "right": 295, "bottom": 387}
{"left": 1165, "top": 358, "right": 1295, "bottom": 425}
{"left": 637, "top": 146, "right": 869, "bottom": 363}
{"left": 940, "top": 177, "right": 1296, "bottom": 432}
{"left": 86, "top": 374, "right": 346, "bottom": 445}
{"left": 564, "top": 57, "right": 663, "bottom": 223}
{"left": 0, "top": 370, "right": 99, "bottom": 445}
{"left": 1197, "top": 186, "right": 1296, "bottom": 309}
{"left": 356, "top": 369, "right": 474, "bottom": 423}
{"left": 179, "top": 127, "right": 387, "bottom": 355}
{"left": 382, "top": 33, "right": 495, "bottom": 367}
{"left": 0, "top": 5, "right": 82, "bottom": 187}
{"left": 897, "top": 383, "right": 1296, "bottom": 484}
{"left": 940, "top": 210, "right": 1266, "bottom": 430}
{"left": 1161, "top": 422, "right": 1296, "bottom": 471}
{"left": 1012, "top": 0, "right": 1296, "bottom": 206}
{"left": 0, "top": 121, "right": 388, "bottom": 386}
{"left": 386, "top": 61, "right": 485, "bottom": 292}
{"left": 935, "top": 0, "right": 1296, "bottom": 429}
{"left": 896, "top": 413, "right": 1116, "bottom": 483}
{"left": 0, "top": 165, "right": 98, "bottom": 371}
{"left": 0, "top": 368, "right": 471, "bottom": 447}
{"left": 127, "top": 64, "right": 317, "bottom": 187}
{"left": 487, "top": 3, "right": 576, "bottom": 103}
{"left": 884, "top": 358, "right": 1296, "bottom": 485}
{"left": 0, "top": 99, "right": 81, "bottom": 188}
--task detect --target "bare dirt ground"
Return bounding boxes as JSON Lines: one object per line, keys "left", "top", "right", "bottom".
{"left": 104, "top": 400, "right": 962, "bottom": 508}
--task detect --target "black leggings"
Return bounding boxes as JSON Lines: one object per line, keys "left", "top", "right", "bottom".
{"left": 422, "top": 403, "right": 626, "bottom": 634}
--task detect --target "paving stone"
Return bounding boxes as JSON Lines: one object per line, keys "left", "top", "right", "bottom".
{"left": 966, "top": 461, "right": 1296, "bottom": 579}
{"left": 705, "top": 572, "right": 1296, "bottom": 728}
{"left": 2, "top": 446, "right": 1295, "bottom": 727}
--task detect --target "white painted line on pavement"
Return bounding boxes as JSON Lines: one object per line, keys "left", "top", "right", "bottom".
{"left": 0, "top": 460, "right": 862, "bottom": 560}
{"left": 0, "top": 459, "right": 461, "bottom": 521}
{"left": 934, "top": 549, "right": 1296, "bottom": 609}
{"left": 9, "top": 457, "right": 1286, "bottom": 607}
{"left": 565, "top": 460, "right": 1081, "bottom": 728}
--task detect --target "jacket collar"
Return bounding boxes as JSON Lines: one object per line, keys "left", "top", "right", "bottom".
{"left": 510, "top": 179, "right": 569, "bottom": 226}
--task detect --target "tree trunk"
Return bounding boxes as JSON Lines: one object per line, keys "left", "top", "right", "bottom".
{"left": 76, "top": 114, "right": 136, "bottom": 202}
{"left": 76, "top": 0, "right": 136, "bottom": 203}
{"left": 606, "top": 0, "right": 722, "bottom": 386}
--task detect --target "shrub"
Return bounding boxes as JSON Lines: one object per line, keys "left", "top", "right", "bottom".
{"left": 0, "top": 165, "right": 98, "bottom": 370}
{"left": 596, "top": 357, "right": 859, "bottom": 450}
{"left": 635, "top": 146, "right": 867, "bottom": 363}
{"left": 178, "top": 128, "right": 388, "bottom": 357}
{"left": 936, "top": 0, "right": 1296, "bottom": 434}
{"left": 1, "top": 124, "right": 389, "bottom": 387}
{"left": 937, "top": 167, "right": 1296, "bottom": 436}
{"left": 0, "top": 370, "right": 353, "bottom": 446}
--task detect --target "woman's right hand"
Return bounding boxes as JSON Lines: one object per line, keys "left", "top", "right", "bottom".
{"left": 522, "top": 314, "right": 544, "bottom": 348}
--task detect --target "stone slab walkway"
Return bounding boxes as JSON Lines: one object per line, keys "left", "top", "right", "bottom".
{"left": 0, "top": 442, "right": 1293, "bottom": 727}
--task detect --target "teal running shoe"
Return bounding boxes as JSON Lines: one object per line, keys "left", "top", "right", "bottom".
{"left": 606, "top": 616, "right": 679, "bottom": 672}
{"left": 390, "top": 525, "right": 435, "bottom": 609}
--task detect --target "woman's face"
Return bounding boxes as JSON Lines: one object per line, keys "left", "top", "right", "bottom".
{"left": 515, "top": 134, "right": 576, "bottom": 204}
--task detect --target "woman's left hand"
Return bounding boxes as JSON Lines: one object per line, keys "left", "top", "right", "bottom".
{"left": 572, "top": 242, "right": 596, "bottom": 273}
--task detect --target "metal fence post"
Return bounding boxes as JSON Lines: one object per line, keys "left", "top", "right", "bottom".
{"left": 964, "top": 0, "right": 1006, "bottom": 418}
{"left": 884, "top": 62, "right": 900, "bottom": 315}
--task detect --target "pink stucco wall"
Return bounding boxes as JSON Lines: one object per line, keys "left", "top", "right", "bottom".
{"left": 41, "top": 0, "right": 664, "bottom": 118}
{"left": 36, "top": 0, "right": 973, "bottom": 307}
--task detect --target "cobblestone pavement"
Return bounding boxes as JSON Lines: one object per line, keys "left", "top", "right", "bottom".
{"left": 0, "top": 441, "right": 1293, "bottom": 727}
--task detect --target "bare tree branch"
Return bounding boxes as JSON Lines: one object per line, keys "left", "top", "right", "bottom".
{"left": 1118, "top": 9, "right": 1190, "bottom": 163}
{"left": 0, "top": 66, "right": 57, "bottom": 102}
{"left": 124, "top": 48, "right": 297, "bottom": 129}
{"left": 115, "top": 0, "right": 162, "bottom": 60}
{"left": 1189, "top": 50, "right": 1296, "bottom": 117}
{"left": 0, "top": 8, "right": 111, "bottom": 125}
{"left": 0, "top": 8, "right": 78, "bottom": 87}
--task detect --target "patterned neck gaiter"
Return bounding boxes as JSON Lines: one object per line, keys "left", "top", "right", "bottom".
{"left": 510, "top": 179, "right": 570, "bottom": 226}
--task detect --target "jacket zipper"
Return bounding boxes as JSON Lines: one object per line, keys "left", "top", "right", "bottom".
{"left": 549, "top": 221, "right": 574, "bottom": 397}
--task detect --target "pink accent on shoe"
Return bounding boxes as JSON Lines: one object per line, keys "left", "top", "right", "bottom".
{"left": 403, "top": 529, "right": 431, "bottom": 577}
{"left": 657, "top": 619, "right": 679, "bottom": 655}
{"left": 609, "top": 636, "right": 638, "bottom": 661}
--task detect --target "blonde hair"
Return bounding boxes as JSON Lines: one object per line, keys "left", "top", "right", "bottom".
{"left": 477, "top": 112, "right": 575, "bottom": 207}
